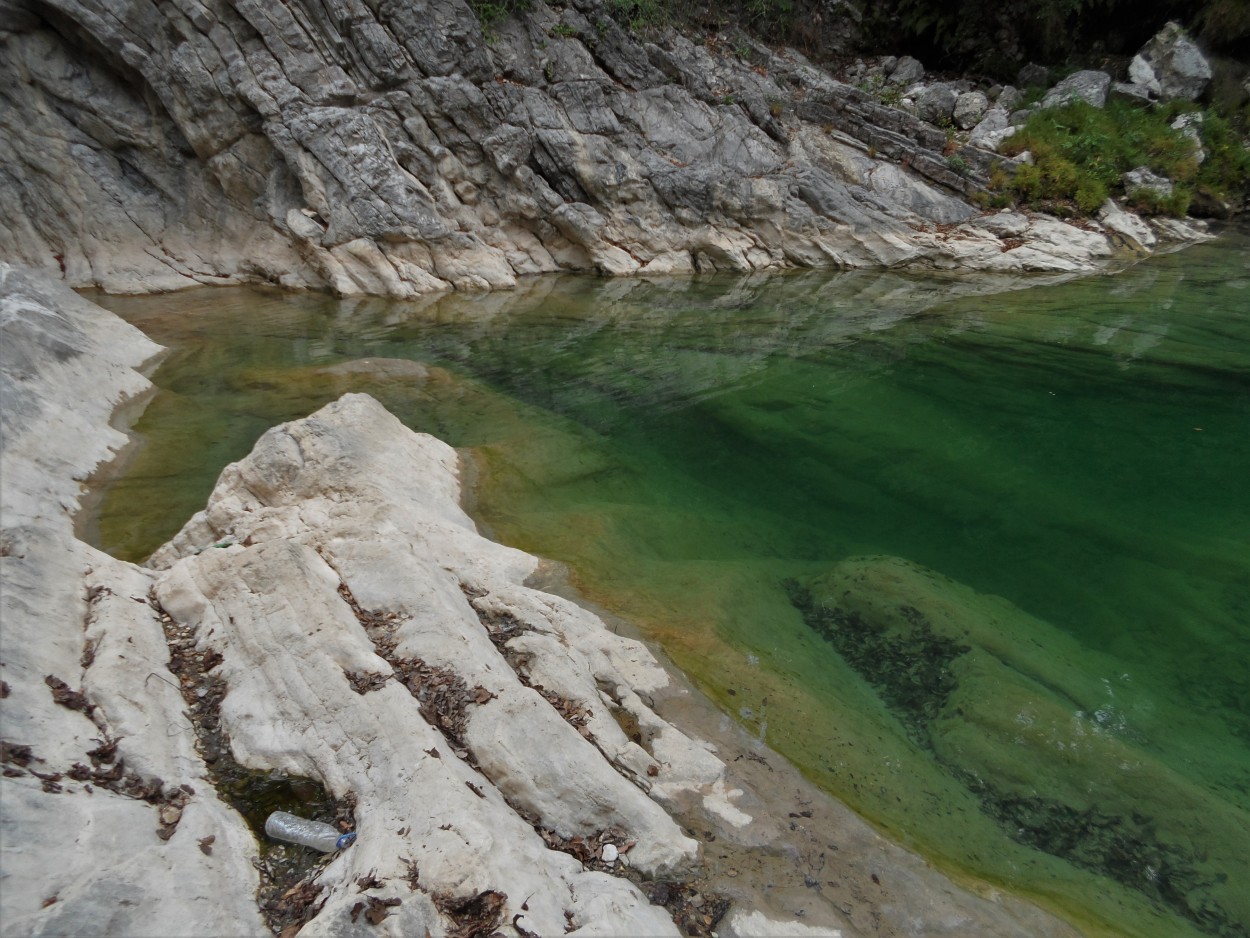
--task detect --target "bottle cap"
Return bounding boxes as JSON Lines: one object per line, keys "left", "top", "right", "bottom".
{"left": 336, "top": 831, "right": 357, "bottom": 850}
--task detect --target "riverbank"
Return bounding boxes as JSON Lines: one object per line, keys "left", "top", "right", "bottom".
{"left": 1, "top": 0, "right": 1224, "bottom": 297}
{"left": 0, "top": 264, "right": 1087, "bottom": 934}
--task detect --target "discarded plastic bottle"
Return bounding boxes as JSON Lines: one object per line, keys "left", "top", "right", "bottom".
{"left": 264, "top": 810, "right": 356, "bottom": 852}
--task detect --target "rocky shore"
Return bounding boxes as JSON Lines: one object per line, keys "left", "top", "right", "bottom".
{"left": 0, "top": 265, "right": 1095, "bottom": 935}
{"left": 1, "top": 0, "right": 1217, "bottom": 297}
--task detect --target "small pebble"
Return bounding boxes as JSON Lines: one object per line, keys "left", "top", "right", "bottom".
{"left": 601, "top": 843, "right": 618, "bottom": 864}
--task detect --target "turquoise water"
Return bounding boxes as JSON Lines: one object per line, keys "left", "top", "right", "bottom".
{"left": 93, "top": 231, "right": 1250, "bottom": 937}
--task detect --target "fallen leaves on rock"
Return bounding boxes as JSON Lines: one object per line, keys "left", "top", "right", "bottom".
{"left": 345, "top": 670, "right": 390, "bottom": 694}
{"left": 261, "top": 868, "right": 325, "bottom": 934}
{"left": 537, "top": 826, "right": 634, "bottom": 872}
{"left": 529, "top": 684, "right": 593, "bottom": 737}
{"left": 462, "top": 584, "right": 533, "bottom": 649}
{"left": 0, "top": 740, "right": 34, "bottom": 767}
{"left": 44, "top": 675, "right": 93, "bottom": 714}
{"left": 433, "top": 889, "right": 506, "bottom": 938}
{"left": 337, "top": 580, "right": 492, "bottom": 753}
{"left": 350, "top": 896, "right": 401, "bottom": 926}
{"left": 644, "top": 881, "right": 730, "bottom": 937}
{"left": 401, "top": 857, "right": 420, "bottom": 890}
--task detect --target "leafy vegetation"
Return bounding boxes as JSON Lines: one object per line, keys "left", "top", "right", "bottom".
{"left": 608, "top": 0, "right": 669, "bottom": 32}
{"left": 994, "top": 99, "right": 1250, "bottom": 217}
{"left": 469, "top": 0, "right": 531, "bottom": 35}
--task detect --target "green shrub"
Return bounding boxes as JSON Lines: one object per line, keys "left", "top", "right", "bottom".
{"left": 469, "top": 0, "right": 531, "bottom": 35}
{"left": 997, "top": 99, "right": 1249, "bottom": 217}
{"left": 1011, "top": 163, "right": 1043, "bottom": 201}
{"left": 1127, "top": 186, "right": 1192, "bottom": 217}
{"left": 1074, "top": 177, "right": 1107, "bottom": 214}
{"left": 1194, "top": 111, "right": 1250, "bottom": 203}
{"left": 609, "top": 0, "right": 667, "bottom": 31}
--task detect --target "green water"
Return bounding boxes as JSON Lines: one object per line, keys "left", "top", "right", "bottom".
{"left": 92, "top": 232, "right": 1250, "bottom": 938}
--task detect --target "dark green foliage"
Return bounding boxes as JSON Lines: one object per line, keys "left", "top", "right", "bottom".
{"left": 469, "top": 0, "right": 532, "bottom": 34}
{"left": 608, "top": 0, "right": 669, "bottom": 31}
{"left": 860, "top": 0, "right": 1239, "bottom": 76}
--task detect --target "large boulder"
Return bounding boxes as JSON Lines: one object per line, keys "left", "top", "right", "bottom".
{"left": 917, "top": 83, "right": 960, "bottom": 124}
{"left": 888, "top": 55, "right": 925, "bottom": 86}
{"left": 1042, "top": 70, "right": 1111, "bottom": 109}
{"left": 968, "top": 107, "right": 1017, "bottom": 151}
{"left": 1129, "top": 21, "right": 1212, "bottom": 101}
{"left": 953, "top": 91, "right": 989, "bottom": 130}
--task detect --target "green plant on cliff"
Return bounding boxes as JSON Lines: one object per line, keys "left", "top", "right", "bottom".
{"left": 470, "top": 0, "right": 531, "bottom": 35}
{"left": 609, "top": 0, "right": 668, "bottom": 32}
{"left": 994, "top": 99, "right": 1249, "bottom": 218}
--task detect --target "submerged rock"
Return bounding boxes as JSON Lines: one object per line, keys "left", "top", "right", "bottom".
{"left": 789, "top": 556, "right": 1250, "bottom": 937}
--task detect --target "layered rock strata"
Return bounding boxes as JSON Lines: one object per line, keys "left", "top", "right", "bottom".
{"left": 0, "top": 0, "right": 1205, "bottom": 296}
{"left": 0, "top": 266, "right": 1087, "bottom": 936}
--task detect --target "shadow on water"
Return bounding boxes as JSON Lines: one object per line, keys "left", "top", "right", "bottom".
{"left": 89, "top": 232, "right": 1250, "bottom": 938}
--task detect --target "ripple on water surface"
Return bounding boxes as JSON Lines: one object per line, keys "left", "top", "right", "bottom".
{"left": 93, "top": 232, "right": 1250, "bottom": 938}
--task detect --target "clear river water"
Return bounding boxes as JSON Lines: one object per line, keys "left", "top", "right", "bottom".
{"left": 91, "top": 229, "right": 1250, "bottom": 938}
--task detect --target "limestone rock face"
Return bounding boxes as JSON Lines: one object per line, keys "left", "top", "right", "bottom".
{"left": 0, "top": 264, "right": 267, "bottom": 937}
{"left": 1130, "top": 21, "right": 1212, "bottom": 102}
{"left": 0, "top": 0, "right": 1183, "bottom": 294}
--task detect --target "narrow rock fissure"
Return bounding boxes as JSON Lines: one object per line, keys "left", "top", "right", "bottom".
{"left": 148, "top": 589, "right": 355, "bottom": 935}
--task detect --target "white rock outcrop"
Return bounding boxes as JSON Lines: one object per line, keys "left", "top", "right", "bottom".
{"left": 0, "top": 264, "right": 267, "bottom": 937}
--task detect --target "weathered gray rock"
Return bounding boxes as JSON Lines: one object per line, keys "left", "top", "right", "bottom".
{"left": 996, "top": 85, "right": 1024, "bottom": 111}
{"left": 1017, "top": 63, "right": 1049, "bottom": 88}
{"left": 1123, "top": 166, "right": 1174, "bottom": 196}
{"left": 916, "top": 83, "right": 959, "bottom": 124}
{"left": 1111, "top": 80, "right": 1154, "bottom": 104}
{"left": 0, "top": 265, "right": 267, "bottom": 938}
{"left": 1098, "top": 198, "right": 1157, "bottom": 251}
{"left": 969, "top": 107, "right": 1017, "bottom": 151}
{"left": 1131, "top": 21, "right": 1212, "bottom": 102}
{"left": 1042, "top": 70, "right": 1111, "bottom": 109}
{"left": 953, "top": 91, "right": 989, "bottom": 130}
{"left": 888, "top": 55, "right": 924, "bottom": 86}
